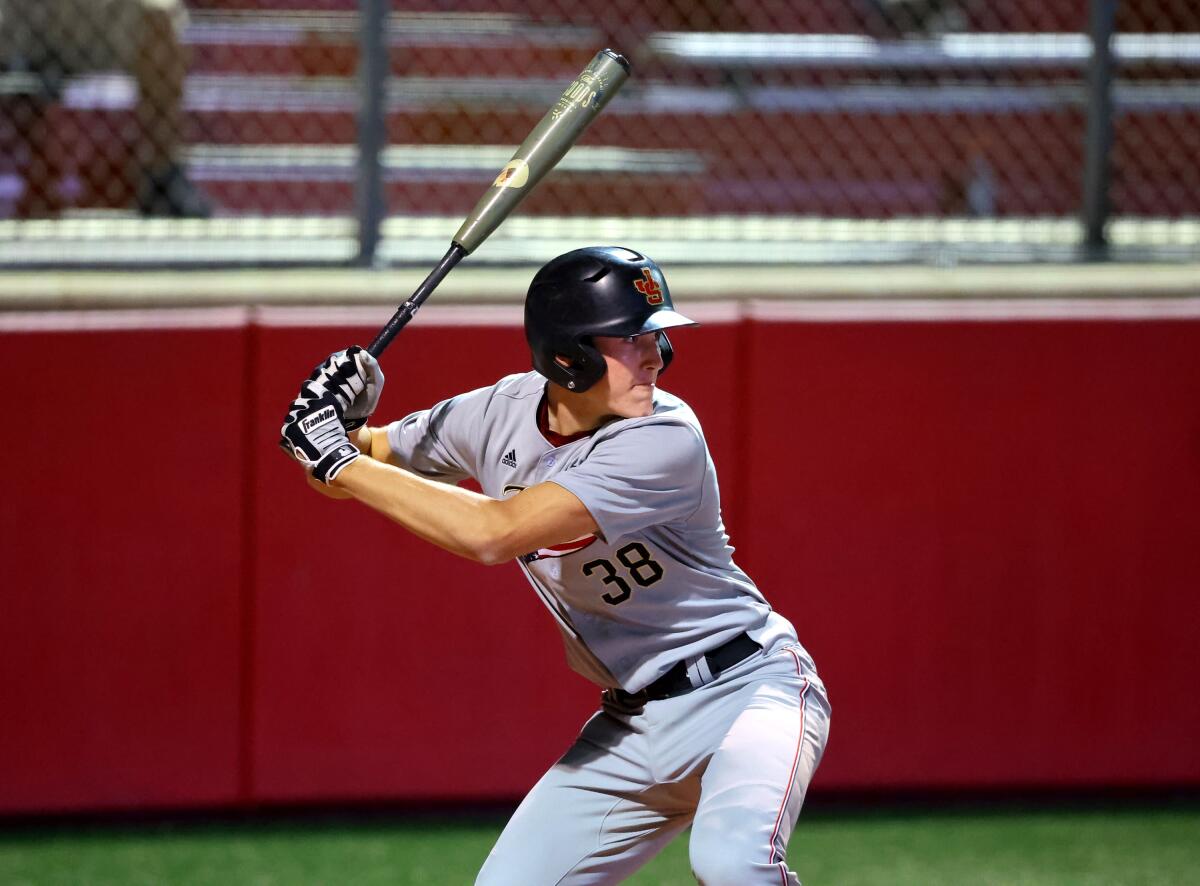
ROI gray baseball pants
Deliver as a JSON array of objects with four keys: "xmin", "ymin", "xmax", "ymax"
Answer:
[{"xmin": 476, "ymin": 641, "xmax": 831, "ymax": 885}]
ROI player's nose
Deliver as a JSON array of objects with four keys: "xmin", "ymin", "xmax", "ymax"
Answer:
[{"xmin": 641, "ymin": 333, "xmax": 664, "ymax": 370}]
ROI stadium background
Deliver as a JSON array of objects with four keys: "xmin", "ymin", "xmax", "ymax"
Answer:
[{"xmin": 2, "ymin": 0, "xmax": 1199, "ymax": 882}]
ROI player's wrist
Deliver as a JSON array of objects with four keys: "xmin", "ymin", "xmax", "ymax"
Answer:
[
  {"xmin": 313, "ymin": 441, "xmax": 360, "ymax": 485},
  {"xmin": 350, "ymin": 424, "xmax": 373, "ymax": 455}
]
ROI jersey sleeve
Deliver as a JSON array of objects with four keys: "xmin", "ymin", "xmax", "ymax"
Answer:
[
  {"xmin": 549, "ymin": 421, "xmax": 707, "ymax": 543},
  {"xmin": 383, "ymin": 390, "xmax": 482, "ymax": 484}
]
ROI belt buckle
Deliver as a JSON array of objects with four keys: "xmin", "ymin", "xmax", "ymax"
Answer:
[
  {"xmin": 683, "ymin": 651, "xmax": 717, "ymax": 690},
  {"xmin": 634, "ymin": 633, "xmax": 757, "ymax": 702}
]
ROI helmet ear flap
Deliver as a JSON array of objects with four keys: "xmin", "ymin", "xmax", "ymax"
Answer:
[
  {"xmin": 563, "ymin": 338, "xmax": 606, "ymax": 391},
  {"xmin": 540, "ymin": 338, "xmax": 607, "ymax": 392},
  {"xmin": 657, "ymin": 331, "xmax": 675, "ymax": 374}
]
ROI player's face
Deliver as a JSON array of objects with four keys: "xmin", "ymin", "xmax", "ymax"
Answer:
[{"xmin": 593, "ymin": 332, "xmax": 664, "ymax": 418}]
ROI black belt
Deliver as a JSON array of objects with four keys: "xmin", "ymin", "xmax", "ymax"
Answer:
[{"xmin": 621, "ymin": 632, "xmax": 762, "ymax": 703}]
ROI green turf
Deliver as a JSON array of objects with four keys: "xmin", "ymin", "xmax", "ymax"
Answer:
[{"xmin": 1, "ymin": 806, "xmax": 1197, "ymax": 885}]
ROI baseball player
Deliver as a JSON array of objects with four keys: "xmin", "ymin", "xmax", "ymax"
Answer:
[{"xmin": 280, "ymin": 246, "xmax": 831, "ymax": 885}]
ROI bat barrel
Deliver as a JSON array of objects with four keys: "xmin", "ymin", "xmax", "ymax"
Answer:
[
  {"xmin": 452, "ymin": 49, "xmax": 632, "ymax": 255},
  {"xmin": 364, "ymin": 49, "xmax": 631, "ymax": 359}
]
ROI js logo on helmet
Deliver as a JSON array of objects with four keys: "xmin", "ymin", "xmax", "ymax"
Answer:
[{"xmin": 634, "ymin": 269, "xmax": 664, "ymax": 305}]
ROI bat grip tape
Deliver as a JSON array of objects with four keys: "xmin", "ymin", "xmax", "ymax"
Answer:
[{"xmin": 367, "ymin": 242, "xmax": 467, "ymax": 357}]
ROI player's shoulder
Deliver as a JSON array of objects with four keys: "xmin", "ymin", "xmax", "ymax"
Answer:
[
  {"xmin": 447, "ymin": 370, "xmax": 542, "ymax": 411},
  {"xmin": 489, "ymin": 370, "xmax": 545, "ymax": 401},
  {"xmin": 650, "ymin": 386, "xmax": 699, "ymax": 425},
  {"xmin": 593, "ymin": 388, "xmax": 707, "ymax": 457},
  {"xmin": 621, "ymin": 387, "xmax": 703, "ymax": 436}
]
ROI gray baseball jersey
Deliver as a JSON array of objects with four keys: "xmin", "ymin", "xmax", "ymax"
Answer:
[{"xmin": 385, "ymin": 370, "xmax": 797, "ymax": 693}]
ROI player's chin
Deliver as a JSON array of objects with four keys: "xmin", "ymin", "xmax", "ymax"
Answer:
[{"xmin": 622, "ymin": 385, "xmax": 656, "ymax": 417}]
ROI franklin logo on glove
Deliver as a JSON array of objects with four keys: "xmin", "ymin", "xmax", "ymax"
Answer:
[
  {"xmin": 279, "ymin": 386, "xmax": 364, "ymax": 485},
  {"xmin": 302, "ymin": 406, "xmax": 337, "ymax": 433}
]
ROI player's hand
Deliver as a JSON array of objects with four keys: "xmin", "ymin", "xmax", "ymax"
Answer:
[
  {"xmin": 299, "ymin": 345, "xmax": 385, "ymax": 432},
  {"xmin": 279, "ymin": 394, "xmax": 360, "ymax": 484}
]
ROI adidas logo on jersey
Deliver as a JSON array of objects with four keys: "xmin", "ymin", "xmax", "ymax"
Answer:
[{"xmin": 501, "ymin": 448, "xmax": 518, "ymax": 468}]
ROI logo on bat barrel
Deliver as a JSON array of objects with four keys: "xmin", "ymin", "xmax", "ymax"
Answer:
[{"xmin": 493, "ymin": 160, "xmax": 529, "ymax": 189}]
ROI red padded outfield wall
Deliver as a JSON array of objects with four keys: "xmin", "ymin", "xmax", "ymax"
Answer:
[
  {"xmin": 0, "ymin": 315, "xmax": 248, "ymax": 813},
  {"xmin": 1, "ymin": 300, "xmax": 1198, "ymax": 813}
]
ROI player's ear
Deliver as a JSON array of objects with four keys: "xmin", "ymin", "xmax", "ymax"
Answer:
[{"xmin": 553, "ymin": 353, "xmax": 574, "ymax": 369}]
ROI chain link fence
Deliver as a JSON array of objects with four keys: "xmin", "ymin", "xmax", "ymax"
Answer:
[{"xmin": 1, "ymin": 0, "xmax": 1197, "ymax": 267}]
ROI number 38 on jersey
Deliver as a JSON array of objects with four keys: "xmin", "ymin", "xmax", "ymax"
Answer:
[{"xmin": 582, "ymin": 542, "xmax": 664, "ymax": 605}]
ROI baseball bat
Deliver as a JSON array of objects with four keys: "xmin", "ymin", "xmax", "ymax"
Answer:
[{"xmin": 366, "ymin": 49, "xmax": 631, "ymax": 358}]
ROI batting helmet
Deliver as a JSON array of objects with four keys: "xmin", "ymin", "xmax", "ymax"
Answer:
[{"xmin": 525, "ymin": 246, "xmax": 697, "ymax": 392}]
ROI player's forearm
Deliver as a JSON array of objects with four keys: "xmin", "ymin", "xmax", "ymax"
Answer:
[{"xmin": 330, "ymin": 455, "xmax": 517, "ymax": 564}]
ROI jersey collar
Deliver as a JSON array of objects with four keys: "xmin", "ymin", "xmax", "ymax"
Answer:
[{"xmin": 537, "ymin": 389, "xmax": 599, "ymax": 448}]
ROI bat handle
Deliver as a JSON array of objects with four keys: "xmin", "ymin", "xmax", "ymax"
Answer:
[{"xmin": 367, "ymin": 243, "xmax": 468, "ymax": 357}]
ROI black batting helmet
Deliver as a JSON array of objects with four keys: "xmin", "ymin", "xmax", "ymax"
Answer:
[{"xmin": 525, "ymin": 246, "xmax": 697, "ymax": 392}]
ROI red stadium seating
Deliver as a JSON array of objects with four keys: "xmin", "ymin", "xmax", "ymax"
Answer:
[{"xmin": 4, "ymin": 3, "xmax": 1197, "ymax": 220}]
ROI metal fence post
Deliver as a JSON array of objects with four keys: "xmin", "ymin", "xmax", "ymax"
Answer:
[
  {"xmin": 1081, "ymin": 0, "xmax": 1117, "ymax": 261},
  {"xmin": 355, "ymin": 0, "xmax": 388, "ymax": 267}
]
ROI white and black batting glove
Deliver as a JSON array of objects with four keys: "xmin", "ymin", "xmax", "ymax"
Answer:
[
  {"xmin": 299, "ymin": 345, "xmax": 385, "ymax": 432},
  {"xmin": 280, "ymin": 394, "xmax": 361, "ymax": 484}
]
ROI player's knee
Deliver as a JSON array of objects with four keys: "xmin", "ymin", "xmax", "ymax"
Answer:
[
  {"xmin": 688, "ymin": 830, "xmax": 761, "ymax": 886},
  {"xmin": 473, "ymin": 856, "xmax": 512, "ymax": 886}
]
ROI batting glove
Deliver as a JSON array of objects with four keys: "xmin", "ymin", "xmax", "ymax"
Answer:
[
  {"xmin": 280, "ymin": 394, "xmax": 361, "ymax": 484},
  {"xmin": 298, "ymin": 346, "xmax": 385, "ymax": 432}
]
